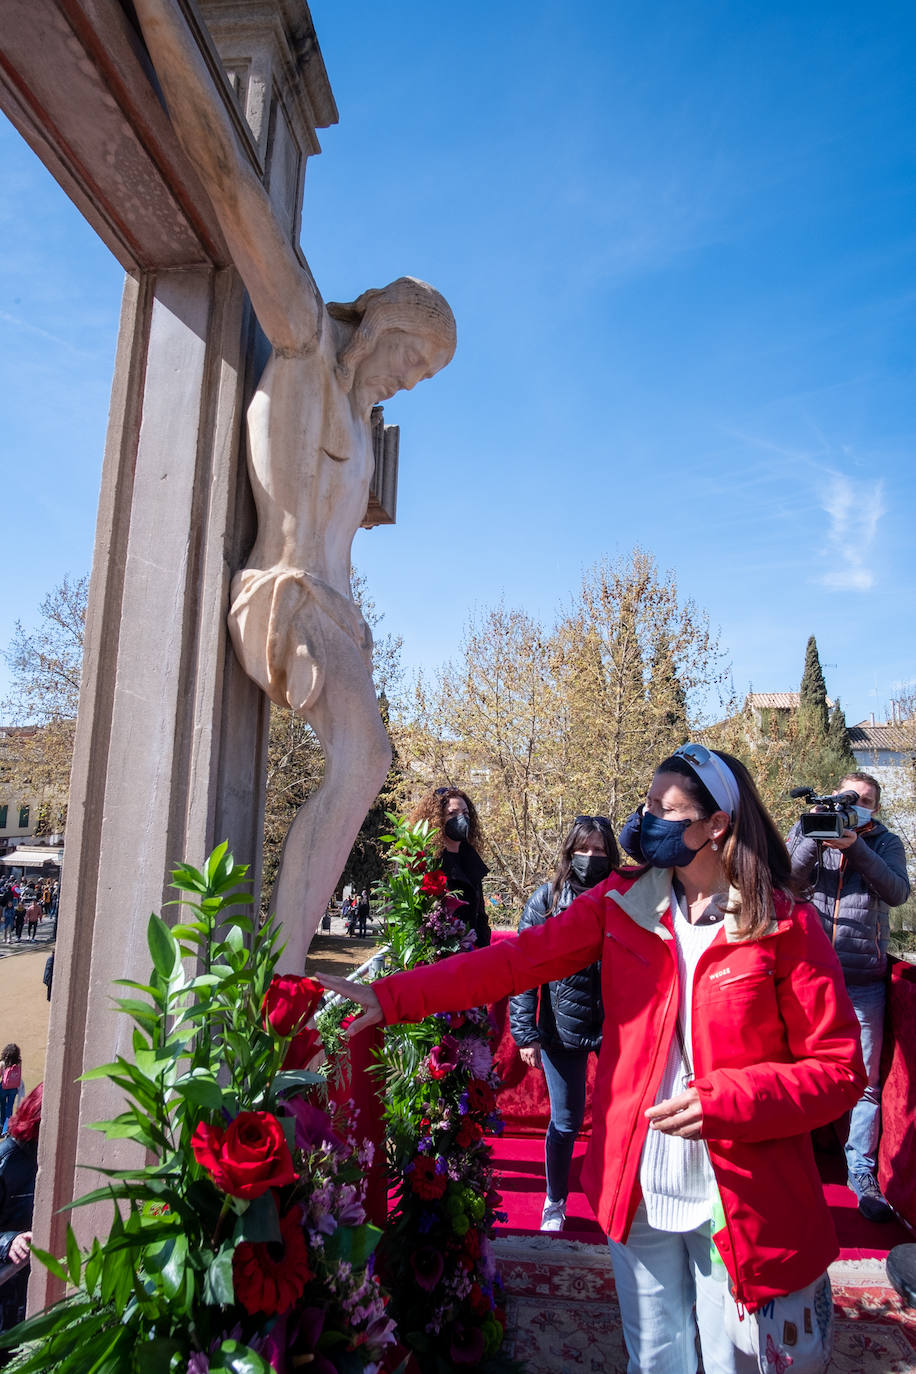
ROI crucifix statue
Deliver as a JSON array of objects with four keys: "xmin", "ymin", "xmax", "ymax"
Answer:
[{"xmin": 132, "ymin": 0, "xmax": 456, "ymax": 971}]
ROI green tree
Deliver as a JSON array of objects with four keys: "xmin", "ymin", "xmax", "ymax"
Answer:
[
  {"xmin": 1, "ymin": 573, "xmax": 88, "ymax": 830},
  {"xmin": 798, "ymin": 635, "xmax": 829, "ymax": 740}
]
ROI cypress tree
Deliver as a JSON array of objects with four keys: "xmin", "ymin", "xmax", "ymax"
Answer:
[{"xmin": 798, "ymin": 635, "xmax": 829, "ymax": 738}]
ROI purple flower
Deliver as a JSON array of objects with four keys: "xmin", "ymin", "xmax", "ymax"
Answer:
[
  {"xmin": 186, "ymin": 1357, "xmax": 209, "ymax": 1374},
  {"xmin": 283, "ymin": 1098, "xmax": 347, "ymax": 1155},
  {"xmin": 434, "ymin": 1154, "xmax": 449, "ymax": 1175},
  {"xmin": 418, "ymin": 1209, "xmax": 437, "ymax": 1234}
]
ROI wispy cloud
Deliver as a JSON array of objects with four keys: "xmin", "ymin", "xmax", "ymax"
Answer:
[
  {"xmin": 817, "ymin": 474, "xmax": 885, "ymax": 591},
  {"xmin": 0, "ymin": 310, "xmax": 92, "ymax": 357}
]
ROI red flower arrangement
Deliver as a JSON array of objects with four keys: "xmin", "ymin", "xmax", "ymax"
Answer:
[
  {"xmin": 233, "ymin": 1203, "xmax": 314, "ymax": 1315},
  {"xmin": 262, "ymin": 974, "xmax": 324, "ymax": 1037},
  {"xmin": 191, "ymin": 1111, "xmax": 297, "ymax": 1200}
]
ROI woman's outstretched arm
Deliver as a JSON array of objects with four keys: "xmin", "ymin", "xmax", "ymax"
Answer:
[{"xmin": 132, "ymin": 0, "xmax": 323, "ymax": 353}]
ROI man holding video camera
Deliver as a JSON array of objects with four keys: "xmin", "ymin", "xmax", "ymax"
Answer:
[{"xmin": 787, "ymin": 771, "xmax": 910, "ymax": 1222}]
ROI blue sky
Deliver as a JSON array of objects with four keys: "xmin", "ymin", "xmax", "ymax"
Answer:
[{"xmin": 1, "ymin": 0, "xmax": 914, "ymax": 726}]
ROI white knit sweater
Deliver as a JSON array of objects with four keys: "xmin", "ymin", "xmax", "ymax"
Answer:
[{"xmin": 639, "ymin": 890, "xmax": 721, "ymax": 1232}]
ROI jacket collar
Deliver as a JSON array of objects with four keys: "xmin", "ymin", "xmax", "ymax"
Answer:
[{"xmin": 606, "ymin": 866, "xmax": 779, "ymax": 942}]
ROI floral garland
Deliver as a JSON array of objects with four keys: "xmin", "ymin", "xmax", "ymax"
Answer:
[
  {"xmin": 364, "ymin": 817, "xmax": 521, "ymax": 1373},
  {"xmin": 2, "ymin": 847, "xmax": 396, "ymax": 1374}
]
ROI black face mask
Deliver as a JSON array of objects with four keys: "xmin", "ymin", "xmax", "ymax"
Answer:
[
  {"xmin": 569, "ymin": 853, "xmax": 611, "ymax": 888},
  {"xmin": 444, "ymin": 812, "xmax": 470, "ymax": 842}
]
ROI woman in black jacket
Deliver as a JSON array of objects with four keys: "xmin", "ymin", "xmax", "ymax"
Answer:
[
  {"xmin": 509, "ymin": 816, "xmax": 618, "ymax": 1231},
  {"xmin": 408, "ymin": 787, "xmax": 491, "ymax": 949}
]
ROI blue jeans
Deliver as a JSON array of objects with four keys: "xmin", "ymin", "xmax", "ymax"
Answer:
[
  {"xmin": 845, "ymin": 980, "xmax": 886, "ymax": 1176},
  {"xmin": 608, "ymin": 1202, "xmax": 757, "ymax": 1374},
  {"xmin": 540, "ymin": 1043, "xmax": 591, "ymax": 1202},
  {"xmin": 0, "ymin": 1088, "xmax": 17, "ymax": 1132}
]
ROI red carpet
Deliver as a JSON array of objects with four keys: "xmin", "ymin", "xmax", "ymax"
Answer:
[{"xmin": 488, "ymin": 1130, "xmax": 914, "ymax": 1259}]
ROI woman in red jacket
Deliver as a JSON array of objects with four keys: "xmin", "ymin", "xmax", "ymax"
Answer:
[{"xmin": 323, "ymin": 747, "xmax": 865, "ymax": 1374}]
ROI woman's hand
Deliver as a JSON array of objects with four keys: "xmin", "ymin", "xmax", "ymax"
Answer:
[
  {"xmin": 645, "ymin": 1087, "xmax": 703, "ymax": 1139},
  {"xmin": 8, "ymin": 1232, "xmax": 31, "ymax": 1266},
  {"xmin": 519, "ymin": 1045, "xmax": 542, "ymax": 1070},
  {"xmin": 318, "ymin": 974, "xmax": 383, "ymax": 1036}
]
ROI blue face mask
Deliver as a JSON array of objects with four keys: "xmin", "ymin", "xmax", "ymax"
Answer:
[
  {"xmin": 852, "ymin": 806, "xmax": 873, "ymax": 829},
  {"xmin": 639, "ymin": 812, "xmax": 706, "ymax": 869}
]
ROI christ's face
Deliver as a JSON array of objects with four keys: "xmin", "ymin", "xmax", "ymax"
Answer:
[{"xmin": 354, "ymin": 329, "xmax": 448, "ymax": 405}]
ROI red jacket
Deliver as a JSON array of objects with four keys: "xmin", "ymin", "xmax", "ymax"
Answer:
[{"xmin": 375, "ymin": 865, "xmax": 866, "ymax": 1309}]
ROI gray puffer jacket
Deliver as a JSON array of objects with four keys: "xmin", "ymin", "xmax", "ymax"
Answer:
[
  {"xmin": 787, "ymin": 818, "xmax": 910, "ymax": 983},
  {"xmin": 508, "ymin": 881, "xmax": 603, "ymax": 1051}
]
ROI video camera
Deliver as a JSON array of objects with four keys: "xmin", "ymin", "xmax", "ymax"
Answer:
[{"xmin": 790, "ymin": 786, "xmax": 860, "ymax": 840}]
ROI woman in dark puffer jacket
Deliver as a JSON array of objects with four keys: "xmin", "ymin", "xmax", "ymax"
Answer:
[{"xmin": 509, "ymin": 815, "xmax": 619, "ymax": 1231}]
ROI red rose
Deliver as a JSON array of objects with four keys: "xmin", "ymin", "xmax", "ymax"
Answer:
[
  {"xmin": 463, "ymin": 1228, "xmax": 481, "ymax": 1261},
  {"xmin": 283, "ymin": 1026, "xmax": 323, "ymax": 1071},
  {"xmin": 262, "ymin": 975, "xmax": 324, "ymax": 1038},
  {"xmin": 233, "ymin": 1204, "xmax": 313, "ymax": 1314},
  {"xmin": 409, "ymin": 1155, "xmax": 447, "ymax": 1200},
  {"xmin": 191, "ymin": 1111, "xmax": 297, "ymax": 1199},
  {"xmin": 420, "ymin": 871, "xmax": 448, "ymax": 897}
]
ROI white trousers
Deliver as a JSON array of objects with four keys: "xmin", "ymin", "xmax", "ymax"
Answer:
[{"xmin": 607, "ymin": 1203, "xmax": 758, "ymax": 1374}]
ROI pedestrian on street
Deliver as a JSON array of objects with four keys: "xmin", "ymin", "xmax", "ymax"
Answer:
[{"xmin": 25, "ymin": 899, "xmax": 41, "ymax": 943}]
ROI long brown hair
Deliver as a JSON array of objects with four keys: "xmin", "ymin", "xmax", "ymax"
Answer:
[
  {"xmin": 657, "ymin": 750, "xmax": 801, "ymax": 939},
  {"xmin": 407, "ymin": 787, "xmax": 482, "ymax": 855}
]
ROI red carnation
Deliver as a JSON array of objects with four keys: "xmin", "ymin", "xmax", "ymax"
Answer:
[
  {"xmin": 465, "ymin": 1080, "xmax": 496, "ymax": 1115},
  {"xmin": 420, "ymin": 870, "xmax": 448, "ymax": 897},
  {"xmin": 455, "ymin": 1117, "xmax": 483, "ymax": 1148},
  {"xmin": 262, "ymin": 975, "xmax": 324, "ymax": 1038},
  {"xmin": 191, "ymin": 1111, "xmax": 297, "ymax": 1199},
  {"xmin": 233, "ymin": 1204, "xmax": 313, "ymax": 1315},
  {"xmin": 409, "ymin": 1155, "xmax": 447, "ymax": 1200},
  {"xmin": 463, "ymin": 1227, "xmax": 481, "ymax": 1260}
]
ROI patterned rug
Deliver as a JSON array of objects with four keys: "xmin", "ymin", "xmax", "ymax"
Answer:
[{"xmin": 494, "ymin": 1238, "xmax": 916, "ymax": 1373}]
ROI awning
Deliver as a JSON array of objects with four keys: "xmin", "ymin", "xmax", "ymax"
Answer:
[{"xmin": 0, "ymin": 847, "xmax": 63, "ymax": 869}]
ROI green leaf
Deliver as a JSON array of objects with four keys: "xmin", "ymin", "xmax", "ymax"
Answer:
[
  {"xmin": 26, "ymin": 1242, "xmax": 68, "ymax": 1283},
  {"xmin": 233, "ymin": 1190, "xmax": 281, "ymax": 1245},
  {"xmin": 271, "ymin": 1069, "xmax": 324, "ymax": 1093},
  {"xmin": 133, "ymin": 1337, "xmax": 184, "ymax": 1374},
  {"xmin": 323, "ymin": 1220, "xmax": 382, "ymax": 1268},
  {"xmin": 202, "ymin": 1245, "xmax": 235, "ymax": 1305},
  {"xmin": 65, "ymin": 1223, "xmax": 82, "ymax": 1286},
  {"xmin": 147, "ymin": 913, "xmax": 178, "ymax": 979},
  {"xmin": 211, "ymin": 1340, "xmax": 272, "ymax": 1374},
  {"xmin": 173, "ymin": 1072, "xmax": 224, "ymax": 1109}
]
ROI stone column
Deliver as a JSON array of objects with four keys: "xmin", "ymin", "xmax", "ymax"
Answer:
[{"xmin": 0, "ymin": 0, "xmax": 338, "ymax": 1307}]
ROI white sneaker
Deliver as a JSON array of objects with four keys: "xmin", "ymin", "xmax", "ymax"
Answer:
[{"xmin": 540, "ymin": 1196, "xmax": 567, "ymax": 1232}]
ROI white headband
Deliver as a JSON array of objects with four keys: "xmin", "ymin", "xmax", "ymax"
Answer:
[{"xmin": 674, "ymin": 744, "xmax": 741, "ymax": 820}]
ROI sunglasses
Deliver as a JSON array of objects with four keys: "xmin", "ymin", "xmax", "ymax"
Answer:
[
  {"xmin": 674, "ymin": 744, "xmax": 713, "ymax": 768},
  {"xmin": 574, "ymin": 814, "xmax": 612, "ymax": 829}
]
